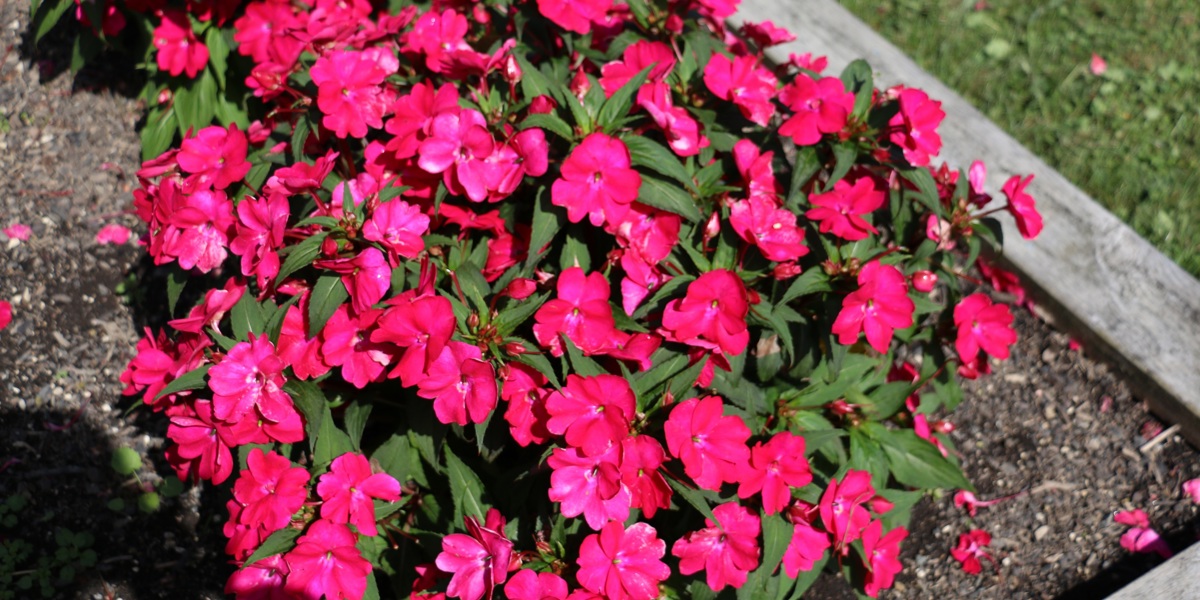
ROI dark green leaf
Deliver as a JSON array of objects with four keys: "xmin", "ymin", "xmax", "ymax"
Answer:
[
  {"xmin": 285, "ymin": 379, "xmax": 326, "ymax": 454},
  {"xmin": 521, "ymin": 113, "xmax": 574, "ymax": 141},
  {"xmin": 243, "ymin": 527, "xmax": 300, "ymax": 567},
  {"xmin": 142, "ymin": 107, "xmax": 179, "ymax": 162},
  {"xmin": 291, "ymin": 116, "xmax": 312, "ymax": 164},
  {"xmin": 623, "ymin": 135, "xmax": 699, "ymax": 194},
  {"xmin": 839, "ymin": 59, "xmax": 874, "ymax": 119},
  {"xmin": 205, "ymin": 27, "xmax": 230, "ymax": 86},
  {"xmin": 637, "ymin": 175, "xmax": 701, "ymax": 222},
  {"xmin": 826, "ymin": 143, "xmax": 859, "ymax": 190},
  {"xmin": 314, "ymin": 405, "xmax": 353, "ymax": 466},
  {"xmin": 444, "ymin": 445, "xmax": 488, "ymax": 525},
  {"xmin": 563, "ymin": 338, "xmax": 606, "ymax": 377},
  {"xmin": 899, "ymin": 168, "xmax": 944, "ymax": 217},
  {"xmin": 110, "ymin": 447, "xmax": 142, "ymax": 476},
  {"xmin": 739, "ymin": 513, "xmax": 795, "ymax": 600},
  {"xmin": 786, "ymin": 554, "xmax": 829, "ymax": 600},
  {"xmin": 780, "ymin": 269, "xmax": 831, "ymax": 304},
  {"xmin": 560, "ymin": 225, "xmax": 591, "ymax": 272},
  {"xmin": 32, "ymin": 0, "xmax": 73, "ymax": 43},
  {"xmin": 374, "ymin": 433, "xmax": 428, "ymax": 487},
  {"xmin": 174, "ymin": 69, "xmax": 219, "ymax": 137},
  {"xmin": 229, "ymin": 292, "xmax": 265, "ymax": 341},
  {"xmin": 68, "ymin": 25, "xmax": 102, "ymax": 72},
  {"xmin": 494, "ymin": 291, "xmax": 550, "ymax": 337},
  {"xmin": 526, "ymin": 186, "xmax": 563, "ymax": 269},
  {"xmin": 665, "ymin": 477, "xmax": 718, "ymax": 524},
  {"xmin": 308, "ymin": 273, "xmax": 348, "ymax": 336},
  {"xmin": 166, "ymin": 263, "xmax": 187, "ymax": 316},
  {"xmin": 785, "ymin": 147, "xmax": 821, "ymax": 211},
  {"xmin": 860, "ymin": 381, "xmax": 917, "ymax": 421},
  {"xmin": 629, "ymin": 351, "xmax": 689, "ymax": 398},
  {"xmin": 513, "ymin": 338, "xmax": 562, "ymax": 389},
  {"xmin": 872, "ymin": 425, "xmax": 972, "ymax": 490},
  {"xmin": 155, "ymin": 365, "xmax": 211, "ymax": 401},
  {"xmin": 344, "ymin": 403, "xmax": 372, "ymax": 451},
  {"xmin": 276, "ymin": 232, "xmax": 329, "ymax": 285}
]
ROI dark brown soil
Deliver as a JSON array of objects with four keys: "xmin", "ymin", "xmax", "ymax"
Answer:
[{"xmin": 1, "ymin": 6, "xmax": 1197, "ymax": 600}]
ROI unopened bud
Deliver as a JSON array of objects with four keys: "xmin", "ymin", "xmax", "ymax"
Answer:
[
  {"xmin": 503, "ymin": 341, "xmax": 527, "ymax": 357},
  {"xmin": 504, "ymin": 278, "xmax": 538, "ymax": 300},
  {"xmin": 933, "ymin": 419, "xmax": 955, "ymax": 434},
  {"xmin": 703, "ymin": 211, "xmax": 721, "ymax": 242},
  {"xmin": 503, "ymin": 54, "xmax": 522, "ymax": 85},
  {"xmin": 467, "ymin": 313, "xmax": 480, "ymax": 329},
  {"xmin": 772, "ymin": 262, "xmax": 803, "ymax": 280},
  {"xmin": 911, "ymin": 270, "xmax": 938, "ymax": 293},
  {"xmin": 869, "ymin": 495, "xmax": 895, "ymax": 515},
  {"xmin": 157, "ymin": 88, "xmax": 172, "ymax": 105},
  {"xmin": 665, "ymin": 14, "xmax": 684, "ymax": 33},
  {"xmin": 321, "ymin": 236, "xmax": 339, "ymax": 257},
  {"xmin": 529, "ymin": 95, "xmax": 557, "ymax": 115},
  {"xmin": 569, "ymin": 69, "xmax": 590, "ymax": 101},
  {"xmin": 472, "ymin": 3, "xmax": 490, "ymax": 24}
]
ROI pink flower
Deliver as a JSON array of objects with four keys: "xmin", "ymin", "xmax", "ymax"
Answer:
[
  {"xmin": 729, "ymin": 195, "xmax": 808, "ymax": 262},
  {"xmin": 500, "ymin": 362, "xmax": 552, "ymax": 447},
  {"xmin": 1115, "ymin": 510, "xmax": 1173, "ymax": 558},
  {"xmin": 950, "ymin": 529, "xmax": 993, "ymax": 575},
  {"xmin": 620, "ymin": 436, "xmax": 672, "ymax": 518},
  {"xmin": 741, "ymin": 20, "xmax": 796, "ymax": 48},
  {"xmin": 661, "ymin": 270, "xmax": 751, "ymax": 358},
  {"xmin": 315, "ymin": 247, "xmax": 391, "ymax": 313},
  {"xmin": 504, "ymin": 569, "xmax": 568, "ymax": 600},
  {"xmin": 806, "ymin": 177, "xmax": 886, "ymax": 241},
  {"xmin": 231, "ymin": 449, "xmax": 309, "ymax": 534},
  {"xmin": 2, "ymin": 223, "xmax": 30, "ymax": 241},
  {"xmin": 732, "ymin": 140, "xmax": 782, "ymax": 203},
  {"xmin": 547, "ymin": 444, "xmax": 630, "ymax": 530},
  {"xmin": 317, "ymin": 452, "xmax": 402, "ymax": 536},
  {"xmin": 819, "ymin": 470, "xmax": 874, "ymax": 551},
  {"xmin": 536, "ymin": 0, "xmax": 612, "ymax": 34},
  {"xmin": 552, "ymin": 133, "xmax": 641, "ymax": 227},
  {"xmin": 703, "ymin": 53, "xmax": 777, "ymax": 126},
  {"xmin": 386, "ymin": 82, "xmax": 460, "ymax": 159},
  {"xmin": 575, "ymin": 521, "xmax": 670, "ymax": 600},
  {"xmin": 310, "ymin": 48, "xmax": 399, "ymax": 139},
  {"xmin": 672, "ymin": 502, "xmax": 761, "ymax": 591},
  {"xmin": 153, "ymin": 10, "xmax": 209, "ymax": 78},
  {"xmin": 163, "ymin": 189, "xmax": 235, "ymax": 273},
  {"xmin": 177, "ymin": 124, "xmax": 252, "ymax": 191},
  {"xmin": 546, "ymin": 374, "xmax": 636, "ymax": 456},
  {"xmin": 416, "ymin": 107, "xmax": 496, "ymax": 202},
  {"xmin": 0, "ymin": 301, "xmax": 10, "ymax": 331},
  {"xmin": 363, "ymin": 198, "xmax": 429, "ymax": 261},
  {"xmin": 416, "ymin": 341, "xmax": 498, "ymax": 426},
  {"xmin": 1002, "ymin": 173, "xmax": 1042, "ymax": 240},
  {"xmin": 533, "ymin": 267, "xmax": 619, "ymax": 357},
  {"xmin": 861, "ymin": 520, "xmax": 907, "ymax": 597},
  {"xmin": 778, "ymin": 74, "xmax": 854, "ymax": 145},
  {"xmin": 225, "ymin": 554, "xmax": 289, "ymax": 600},
  {"xmin": 664, "ymin": 396, "xmax": 751, "ymax": 491},
  {"xmin": 95, "ymin": 224, "xmax": 132, "ymax": 245},
  {"xmin": 831, "ymin": 261, "xmax": 914, "ymax": 353},
  {"xmin": 321, "ymin": 306, "xmax": 395, "ymax": 389},
  {"xmin": 738, "ymin": 432, "xmax": 812, "ymax": 515},
  {"xmin": 639, "ymin": 83, "xmax": 705, "ymax": 158},
  {"xmin": 436, "ymin": 509, "xmax": 514, "ymax": 600},
  {"xmin": 953, "ymin": 293, "xmax": 1017, "ymax": 365},
  {"xmin": 284, "ymin": 520, "xmax": 372, "ymax": 600},
  {"xmin": 165, "ymin": 400, "xmax": 235, "ymax": 484},
  {"xmin": 230, "ymin": 195, "xmax": 288, "ymax": 287},
  {"xmin": 372, "ymin": 290, "xmax": 457, "ymax": 387},
  {"xmin": 782, "ymin": 520, "xmax": 830, "ymax": 578},
  {"xmin": 405, "ymin": 9, "xmax": 471, "ymax": 73},
  {"xmin": 208, "ymin": 334, "xmax": 294, "ymax": 424},
  {"xmin": 1090, "ymin": 53, "xmax": 1108, "ymax": 76},
  {"xmin": 1183, "ymin": 479, "xmax": 1200, "ymax": 504},
  {"xmin": 600, "ymin": 41, "xmax": 676, "ymax": 97},
  {"xmin": 888, "ymin": 88, "xmax": 945, "ymax": 167}
]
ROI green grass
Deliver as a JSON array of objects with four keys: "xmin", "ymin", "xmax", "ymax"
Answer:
[{"xmin": 839, "ymin": 0, "xmax": 1200, "ymax": 276}]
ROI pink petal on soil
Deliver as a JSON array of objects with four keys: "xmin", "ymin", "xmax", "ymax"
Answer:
[
  {"xmin": 1183, "ymin": 479, "xmax": 1200, "ymax": 504},
  {"xmin": 3, "ymin": 223, "xmax": 31, "ymax": 241},
  {"xmin": 96, "ymin": 224, "xmax": 132, "ymax": 245},
  {"xmin": 1090, "ymin": 54, "xmax": 1107, "ymax": 76}
]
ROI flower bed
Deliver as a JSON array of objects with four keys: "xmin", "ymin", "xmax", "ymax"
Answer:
[{"xmin": 16, "ymin": 0, "xmax": 1060, "ymax": 598}]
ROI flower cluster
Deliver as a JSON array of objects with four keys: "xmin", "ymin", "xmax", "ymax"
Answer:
[{"xmin": 92, "ymin": 0, "xmax": 1044, "ymax": 596}]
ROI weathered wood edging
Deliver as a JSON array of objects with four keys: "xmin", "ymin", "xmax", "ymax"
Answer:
[{"xmin": 731, "ymin": 0, "xmax": 1200, "ymax": 596}]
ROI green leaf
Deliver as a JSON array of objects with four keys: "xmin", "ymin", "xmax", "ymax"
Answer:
[
  {"xmin": 314, "ymin": 405, "xmax": 353, "ymax": 467},
  {"xmin": 166, "ymin": 263, "xmax": 187, "ymax": 316},
  {"xmin": 787, "ymin": 554, "xmax": 829, "ymax": 600},
  {"xmin": 563, "ymin": 338, "xmax": 606, "ymax": 377},
  {"xmin": 637, "ymin": 175, "xmax": 701, "ymax": 222},
  {"xmin": 68, "ymin": 25, "xmax": 102, "ymax": 72},
  {"xmin": 174, "ymin": 69, "xmax": 219, "ymax": 137},
  {"xmin": 780, "ymin": 268, "xmax": 830, "ymax": 305},
  {"xmin": 860, "ymin": 381, "xmax": 917, "ymax": 420},
  {"xmin": 515, "ymin": 54, "xmax": 553, "ymax": 100},
  {"xmin": 291, "ymin": 115, "xmax": 312, "ymax": 164},
  {"xmin": 285, "ymin": 379, "xmax": 326, "ymax": 454},
  {"xmin": 739, "ymin": 512, "xmax": 795, "ymax": 600},
  {"xmin": 276, "ymin": 232, "xmax": 329, "ymax": 285},
  {"xmin": 454, "ymin": 261, "xmax": 491, "ymax": 316},
  {"xmin": 785, "ymin": 147, "xmax": 821, "ymax": 211},
  {"xmin": 308, "ymin": 273, "xmax": 348, "ymax": 335},
  {"xmin": 32, "ymin": 0, "xmax": 73, "ymax": 43},
  {"xmin": 444, "ymin": 445, "xmax": 488, "ymax": 525},
  {"xmin": 526, "ymin": 186, "xmax": 563, "ymax": 269},
  {"xmin": 623, "ymin": 134, "xmax": 699, "ymax": 195},
  {"xmin": 629, "ymin": 351, "xmax": 689, "ymax": 398},
  {"xmin": 839, "ymin": 59, "xmax": 874, "ymax": 119},
  {"xmin": 229, "ymin": 292, "xmax": 265, "ymax": 341},
  {"xmin": 494, "ymin": 291, "xmax": 550, "ymax": 337},
  {"xmin": 665, "ymin": 477, "xmax": 718, "ymax": 524},
  {"xmin": 243, "ymin": 527, "xmax": 300, "ymax": 567},
  {"xmin": 110, "ymin": 447, "xmax": 142, "ymax": 476},
  {"xmin": 155, "ymin": 364, "xmax": 211, "ymax": 401},
  {"xmin": 826, "ymin": 143, "xmax": 859, "ymax": 189},
  {"xmin": 521, "ymin": 113, "xmax": 574, "ymax": 141},
  {"xmin": 374, "ymin": 433, "xmax": 428, "ymax": 487},
  {"xmin": 871, "ymin": 425, "xmax": 972, "ymax": 490},
  {"xmin": 205, "ymin": 27, "xmax": 230, "ymax": 86},
  {"xmin": 899, "ymin": 168, "xmax": 944, "ymax": 217},
  {"xmin": 142, "ymin": 107, "xmax": 179, "ymax": 162},
  {"xmin": 513, "ymin": 339, "xmax": 562, "ymax": 389},
  {"xmin": 344, "ymin": 403, "xmax": 372, "ymax": 451},
  {"xmin": 560, "ymin": 225, "xmax": 591, "ymax": 272}
]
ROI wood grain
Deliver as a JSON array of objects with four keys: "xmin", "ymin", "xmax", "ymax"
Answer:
[
  {"xmin": 1105, "ymin": 541, "xmax": 1200, "ymax": 600},
  {"xmin": 732, "ymin": 0, "xmax": 1200, "ymax": 448}
]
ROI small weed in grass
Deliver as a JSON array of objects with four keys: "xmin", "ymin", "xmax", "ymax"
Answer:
[{"xmin": 841, "ymin": 0, "xmax": 1200, "ymax": 276}]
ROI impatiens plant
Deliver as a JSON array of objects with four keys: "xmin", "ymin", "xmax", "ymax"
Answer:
[{"xmin": 35, "ymin": 0, "xmax": 1050, "ymax": 596}]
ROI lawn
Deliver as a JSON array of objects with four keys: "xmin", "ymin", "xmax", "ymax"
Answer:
[{"xmin": 840, "ymin": 0, "xmax": 1200, "ymax": 277}]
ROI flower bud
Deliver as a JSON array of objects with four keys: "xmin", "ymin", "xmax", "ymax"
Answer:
[
  {"xmin": 503, "ymin": 54, "xmax": 522, "ymax": 85},
  {"xmin": 503, "ymin": 278, "xmax": 538, "ymax": 300},
  {"xmin": 772, "ymin": 261, "xmax": 803, "ymax": 280},
  {"xmin": 911, "ymin": 270, "xmax": 938, "ymax": 293},
  {"xmin": 503, "ymin": 341, "xmax": 527, "ymax": 357},
  {"xmin": 569, "ymin": 69, "xmax": 590, "ymax": 101},
  {"xmin": 472, "ymin": 3, "xmax": 491, "ymax": 24},
  {"xmin": 869, "ymin": 495, "xmax": 895, "ymax": 515},
  {"xmin": 157, "ymin": 88, "xmax": 173, "ymax": 105},
  {"xmin": 529, "ymin": 95, "xmax": 558, "ymax": 115},
  {"xmin": 933, "ymin": 419, "xmax": 955, "ymax": 434},
  {"xmin": 665, "ymin": 14, "xmax": 684, "ymax": 33},
  {"xmin": 703, "ymin": 211, "xmax": 721, "ymax": 242},
  {"xmin": 321, "ymin": 236, "xmax": 339, "ymax": 257},
  {"xmin": 467, "ymin": 313, "xmax": 480, "ymax": 329}
]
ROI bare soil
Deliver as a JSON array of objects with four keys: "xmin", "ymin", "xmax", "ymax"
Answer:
[{"xmin": 1, "ymin": 5, "xmax": 1197, "ymax": 600}]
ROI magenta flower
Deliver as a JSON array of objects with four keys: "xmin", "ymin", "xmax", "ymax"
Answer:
[
  {"xmin": 819, "ymin": 470, "xmax": 875, "ymax": 551},
  {"xmin": 888, "ymin": 88, "xmax": 945, "ymax": 167},
  {"xmin": 2, "ymin": 223, "xmax": 30, "ymax": 241},
  {"xmin": 783, "ymin": 520, "xmax": 830, "ymax": 578},
  {"xmin": 600, "ymin": 41, "xmax": 676, "ymax": 97},
  {"xmin": 950, "ymin": 529, "xmax": 993, "ymax": 575},
  {"xmin": 321, "ymin": 306, "xmax": 395, "ymax": 389},
  {"xmin": 283, "ymin": 520, "xmax": 372, "ymax": 600},
  {"xmin": 1115, "ymin": 509, "xmax": 1173, "ymax": 558},
  {"xmin": 672, "ymin": 502, "xmax": 762, "ymax": 591},
  {"xmin": 575, "ymin": 521, "xmax": 670, "ymax": 600},
  {"xmin": 363, "ymin": 198, "xmax": 429, "ymax": 261},
  {"xmin": 500, "ymin": 362, "xmax": 552, "ymax": 447},
  {"xmin": 779, "ymin": 74, "xmax": 855, "ymax": 145},
  {"xmin": 620, "ymin": 435, "xmax": 672, "ymax": 518},
  {"xmin": 164, "ymin": 189, "xmax": 235, "ymax": 273},
  {"xmin": 417, "ymin": 108, "xmax": 496, "ymax": 202},
  {"xmin": 225, "ymin": 554, "xmax": 289, "ymax": 600},
  {"xmin": 536, "ymin": 0, "xmax": 612, "ymax": 34},
  {"xmin": 372, "ymin": 291, "xmax": 457, "ymax": 387},
  {"xmin": 436, "ymin": 509, "xmax": 514, "ymax": 600},
  {"xmin": 664, "ymin": 396, "xmax": 751, "ymax": 491},
  {"xmin": 153, "ymin": 10, "xmax": 209, "ymax": 78},
  {"xmin": 165, "ymin": 400, "xmax": 235, "ymax": 484},
  {"xmin": 385, "ymin": 82, "xmax": 460, "ymax": 159},
  {"xmin": 232, "ymin": 449, "xmax": 310, "ymax": 534},
  {"xmin": 639, "ymin": 83, "xmax": 704, "ymax": 157},
  {"xmin": 0, "ymin": 300, "xmax": 10, "ymax": 331},
  {"xmin": 953, "ymin": 293, "xmax": 1017, "ymax": 365},
  {"xmin": 552, "ymin": 133, "xmax": 642, "ymax": 227},
  {"xmin": 661, "ymin": 270, "xmax": 751, "ymax": 358},
  {"xmin": 95, "ymin": 223, "xmax": 132, "ymax": 245},
  {"xmin": 168, "ymin": 278, "xmax": 244, "ymax": 335},
  {"xmin": 533, "ymin": 267, "xmax": 619, "ymax": 357},
  {"xmin": 415, "ymin": 341, "xmax": 498, "ymax": 426},
  {"xmin": 177, "ymin": 124, "xmax": 251, "ymax": 191},
  {"xmin": 315, "ymin": 247, "xmax": 391, "ymax": 313},
  {"xmin": 208, "ymin": 334, "xmax": 293, "ymax": 425},
  {"xmin": 737, "ymin": 432, "xmax": 812, "ymax": 515},
  {"xmin": 504, "ymin": 569, "xmax": 568, "ymax": 600},
  {"xmin": 741, "ymin": 20, "xmax": 796, "ymax": 48},
  {"xmin": 310, "ymin": 48, "xmax": 399, "ymax": 139},
  {"xmin": 1183, "ymin": 479, "xmax": 1200, "ymax": 504},
  {"xmin": 806, "ymin": 177, "xmax": 885, "ymax": 241},
  {"xmin": 405, "ymin": 9, "xmax": 471, "ymax": 73},
  {"xmin": 545, "ymin": 374, "xmax": 636, "ymax": 456},
  {"xmin": 317, "ymin": 452, "xmax": 401, "ymax": 537},
  {"xmin": 703, "ymin": 53, "xmax": 778, "ymax": 126},
  {"xmin": 831, "ymin": 261, "xmax": 914, "ymax": 353},
  {"xmin": 229, "ymin": 195, "xmax": 287, "ymax": 287},
  {"xmin": 732, "ymin": 140, "xmax": 783, "ymax": 203},
  {"xmin": 1002, "ymin": 173, "xmax": 1043, "ymax": 240},
  {"xmin": 861, "ymin": 520, "xmax": 907, "ymax": 597},
  {"xmin": 548, "ymin": 443, "xmax": 630, "ymax": 530},
  {"xmin": 729, "ymin": 195, "xmax": 808, "ymax": 262}
]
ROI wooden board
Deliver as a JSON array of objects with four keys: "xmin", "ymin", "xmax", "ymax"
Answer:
[
  {"xmin": 732, "ymin": 0, "xmax": 1200, "ymax": 447},
  {"xmin": 729, "ymin": 1, "xmax": 1200, "ymax": 597}
]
